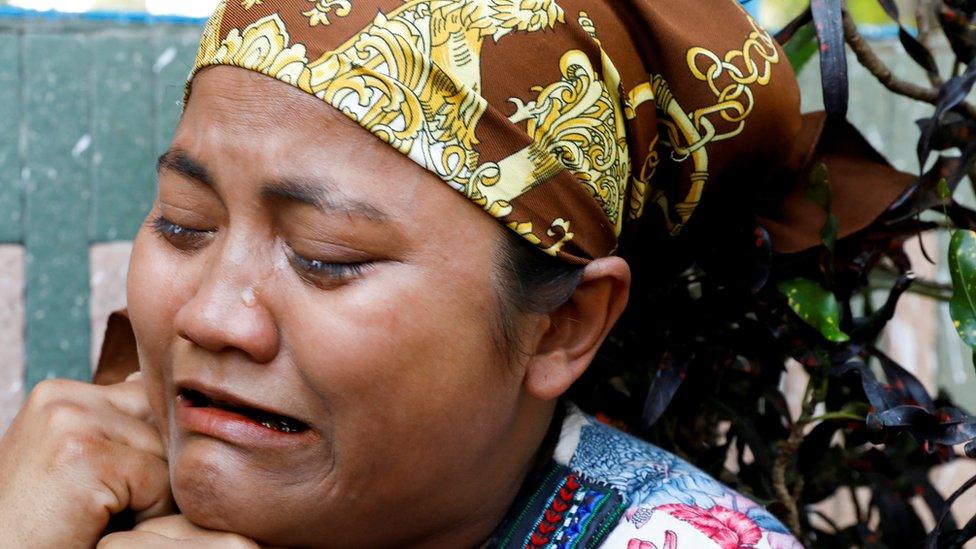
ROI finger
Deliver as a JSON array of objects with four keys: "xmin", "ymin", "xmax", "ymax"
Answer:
[
  {"xmin": 92, "ymin": 439, "xmax": 173, "ymax": 519},
  {"xmin": 98, "ymin": 531, "xmax": 172, "ymax": 549},
  {"xmin": 25, "ymin": 388, "xmax": 164, "ymax": 460},
  {"xmin": 98, "ymin": 531, "xmax": 220, "ymax": 549},
  {"xmin": 92, "ymin": 408, "xmax": 166, "ymax": 460},
  {"xmin": 45, "ymin": 394, "xmax": 165, "ymax": 460},
  {"xmin": 99, "ymin": 530, "xmax": 257, "ymax": 549},
  {"xmin": 28, "ymin": 378, "xmax": 152, "ymax": 421},
  {"xmin": 136, "ymin": 516, "xmax": 259, "ymax": 548},
  {"xmin": 126, "ymin": 371, "xmax": 144, "ymax": 382},
  {"xmin": 135, "ymin": 515, "xmax": 203, "ymax": 537}
]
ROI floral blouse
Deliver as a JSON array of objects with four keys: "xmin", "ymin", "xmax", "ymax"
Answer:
[{"xmin": 491, "ymin": 405, "xmax": 803, "ymax": 549}]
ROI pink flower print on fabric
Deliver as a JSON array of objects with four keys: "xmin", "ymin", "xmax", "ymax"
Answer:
[
  {"xmin": 627, "ymin": 531, "xmax": 678, "ymax": 549},
  {"xmin": 657, "ymin": 504, "xmax": 763, "ymax": 549}
]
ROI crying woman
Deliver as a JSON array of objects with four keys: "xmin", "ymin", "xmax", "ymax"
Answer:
[{"xmin": 0, "ymin": 1, "xmax": 817, "ymax": 547}]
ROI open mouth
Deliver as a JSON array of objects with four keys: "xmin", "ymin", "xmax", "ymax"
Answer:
[{"xmin": 178, "ymin": 388, "xmax": 310, "ymax": 434}]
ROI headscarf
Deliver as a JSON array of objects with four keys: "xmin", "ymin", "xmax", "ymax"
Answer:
[{"xmin": 185, "ymin": 0, "xmax": 895, "ymax": 263}]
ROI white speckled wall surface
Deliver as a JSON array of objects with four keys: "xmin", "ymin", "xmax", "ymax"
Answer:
[
  {"xmin": 89, "ymin": 243, "xmax": 132, "ymax": 371},
  {"xmin": 0, "ymin": 245, "xmax": 25, "ymax": 432},
  {"xmin": 0, "ymin": 243, "xmax": 130, "ymax": 433}
]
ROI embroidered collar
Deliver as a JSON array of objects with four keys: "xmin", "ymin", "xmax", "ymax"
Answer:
[{"xmin": 491, "ymin": 461, "xmax": 626, "ymax": 549}]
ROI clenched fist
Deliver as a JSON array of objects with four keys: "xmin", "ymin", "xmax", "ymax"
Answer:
[{"xmin": 0, "ymin": 373, "xmax": 172, "ymax": 548}]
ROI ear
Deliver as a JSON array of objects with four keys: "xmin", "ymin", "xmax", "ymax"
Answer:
[{"xmin": 523, "ymin": 256, "xmax": 630, "ymax": 401}]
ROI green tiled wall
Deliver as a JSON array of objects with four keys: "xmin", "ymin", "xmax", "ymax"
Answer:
[{"xmin": 0, "ymin": 14, "xmax": 202, "ymax": 388}]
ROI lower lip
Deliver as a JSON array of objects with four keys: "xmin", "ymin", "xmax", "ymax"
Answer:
[{"xmin": 175, "ymin": 396, "xmax": 315, "ymax": 449}]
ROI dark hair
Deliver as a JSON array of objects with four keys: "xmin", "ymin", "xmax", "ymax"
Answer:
[
  {"xmin": 491, "ymin": 229, "xmax": 585, "ymax": 362},
  {"xmin": 490, "ymin": 225, "xmax": 650, "ymax": 428},
  {"xmin": 488, "ymin": 212, "xmax": 677, "ymax": 421}
]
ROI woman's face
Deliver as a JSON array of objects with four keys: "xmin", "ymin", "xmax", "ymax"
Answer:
[{"xmin": 127, "ymin": 67, "xmax": 548, "ymax": 547}]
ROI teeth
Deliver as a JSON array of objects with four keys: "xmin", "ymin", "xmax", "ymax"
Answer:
[
  {"xmin": 260, "ymin": 419, "xmax": 303, "ymax": 433},
  {"xmin": 181, "ymin": 388, "xmax": 307, "ymax": 433}
]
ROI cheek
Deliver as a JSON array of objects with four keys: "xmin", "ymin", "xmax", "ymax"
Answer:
[
  {"xmin": 292, "ymin": 265, "xmax": 503, "ymax": 393},
  {"xmin": 127, "ymin": 228, "xmax": 192, "ymax": 431},
  {"xmin": 282, "ymin": 263, "xmax": 520, "ymax": 476}
]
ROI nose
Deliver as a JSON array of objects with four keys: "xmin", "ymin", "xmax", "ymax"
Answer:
[{"xmin": 173, "ymin": 244, "xmax": 280, "ymax": 364}]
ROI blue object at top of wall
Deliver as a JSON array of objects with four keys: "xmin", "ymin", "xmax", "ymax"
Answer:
[
  {"xmin": 740, "ymin": 0, "xmax": 761, "ymax": 18},
  {"xmin": 0, "ymin": 2, "xmax": 899, "ymax": 38},
  {"xmin": 0, "ymin": 5, "xmax": 206, "ymax": 25}
]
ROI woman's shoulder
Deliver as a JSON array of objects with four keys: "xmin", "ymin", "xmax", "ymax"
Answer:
[{"xmin": 555, "ymin": 406, "xmax": 803, "ymax": 549}]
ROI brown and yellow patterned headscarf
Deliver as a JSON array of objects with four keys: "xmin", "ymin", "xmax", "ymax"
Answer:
[{"xmin": 187, "ymin": 0, "xmax": 802, "ymax": 264}]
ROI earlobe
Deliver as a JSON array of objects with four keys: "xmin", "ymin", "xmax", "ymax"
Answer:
[{"xmin": 523, "ymin": 256, "xmax": 631, "ymax": 401}]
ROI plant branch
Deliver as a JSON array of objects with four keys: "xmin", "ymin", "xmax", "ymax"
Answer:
[
  {"xmin": 916, "ymin": 0, "xmax": 931, "ymax": 48},
  {"xmin": 843, "ymin": 10, "xmax": 976, "ymax": 119},
  {"xmin": 772, "ymin": 429, "xmax": 803, "ymax": 533},
  {"xmin": 970, "ymin": 165, "xmax": 976, "ymax": 201},
  {"xmin": 808, "ymin": 411, "xmax": 865, "ymax": 422},
  {"xmin": 869, "ymin": 282, "xmax": 952, "ymax": 301},
  {"xmin": 850, "ymin": 485, "xmax": 866, "ymax": 524},
  {"xmin": 915, "ymin": 0, "xmax": 943, "ymax": 87},
  {"xmin": 772, "ymin": 373, "xmax": 823, "ymax": 534},
  {"xmin": 871, "ymin": 267, "xmax": 953, "ymax": 301}
]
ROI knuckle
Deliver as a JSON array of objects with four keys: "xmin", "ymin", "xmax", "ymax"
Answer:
[
  {"xmin": 42, "ymin": 400, "xmax": 90, "ymax": 436},
  {"xmin": 26, "ymin": 379, "xmax": 76, "ymax": 409},
  {"xmin": 50, "ymin": 433, "xmax": 101, "ymax": 468}
]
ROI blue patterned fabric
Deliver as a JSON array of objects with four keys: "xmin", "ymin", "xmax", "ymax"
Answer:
[
  {"xmin": 562, "ymin": 411, "xmax": 803, "ymax": 548},
  {"xmin": 572, "ymin": 424, "xmax": 729, "ymax": 510},
  {"xmin": 491, "ymin": 409, "xmax": 803, "ymax": 548}
]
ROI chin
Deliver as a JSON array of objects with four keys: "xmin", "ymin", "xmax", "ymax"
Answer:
[{"xmin": 169, "ymin": 440, "xmax": 311, "ymax": 546}]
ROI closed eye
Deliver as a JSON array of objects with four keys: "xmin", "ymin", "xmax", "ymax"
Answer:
[
  {"xmin": 151, "ymin": 216, "xmax": 214, "ymax": 251},
  {"xmin": 152, "ymin": 215, "xmax": 374, "ymax": 285},
  {"xmin": 287, "ymin": 248, "xmax": 374, "ymax": 287}
]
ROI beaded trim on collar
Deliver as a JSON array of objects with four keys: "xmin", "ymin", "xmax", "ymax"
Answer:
[{"xmin": 493, "ymin": 462, "xmax": 626, "ymax": 549}]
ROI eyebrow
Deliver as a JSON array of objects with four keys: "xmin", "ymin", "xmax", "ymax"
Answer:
[
  {"xmin": 157, "ymin": 148, "xmax": 390, "ymax": 223},
  {"xmin": 261, "ymin": 179, "xmax": 390, "ymax": 223},
  {"xmin": 157, "ymin": 148, "xmax": 215, "ymax": 188}
]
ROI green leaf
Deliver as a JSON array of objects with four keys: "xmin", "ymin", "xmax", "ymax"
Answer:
[
  {"xmin": 778, "ymin": 278, "xmax": 850, "ymax": 343},
  {"xmin": 805, "ymin": 163, "xmax": 838, "ymax": 260},
  {"xmin": 948, "ymin": 230, "xmax": 976, "ymax": 347},
  {"xmin": 821, "ymin": 213, "xmax": 839, "ymax": 256},
  {"xmin": 784, "ymin": 23, "xmax": 819, "ymax": 73},
  {"xmin": 839, "ymin": 401, "xmax": 871, "ymax": 418},
  {"xmin": 805, "ymin": 163, "xmax": 832, "ymax": 213},
  {"xmin": 938, "ymin": 178, "xmax": 952, "ymax": 201},
  {"xmin": 938, "ymin": 178, "xmax": 951, "ymax": 225}
]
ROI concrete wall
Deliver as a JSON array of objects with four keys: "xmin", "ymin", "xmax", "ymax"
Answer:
[{"xmin": 0, "ymin": 13, "xmax": 202, "ymax": 418}]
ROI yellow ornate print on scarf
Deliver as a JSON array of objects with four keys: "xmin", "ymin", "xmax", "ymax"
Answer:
[
  {"xmin": 189, "ymin": 0, "xmax": 799, "ymax": 263},
  {"xmin": 303, "ymin": 1, "xmax": 352, "ymax": 26}
]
